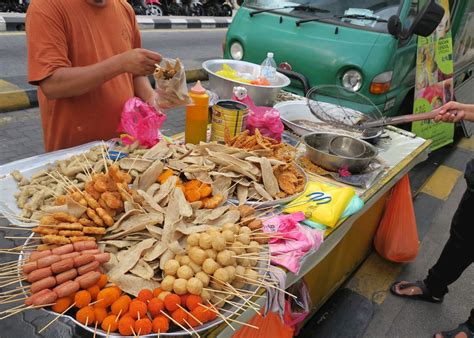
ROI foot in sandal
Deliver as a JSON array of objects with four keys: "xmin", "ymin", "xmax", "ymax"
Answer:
[
  {"xmin": 434, "ymin": 323, "xmax": 474, "ymax": 338},
  {"xmin": 390, "ymin": 280, "xmax": 443, "ymax": 303}
]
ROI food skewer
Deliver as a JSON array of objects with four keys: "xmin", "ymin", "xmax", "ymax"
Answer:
[
  {"xmin": 160, "ymin": 310, "xmax": 193, "ymax": 336},
  {"xmin": 199, "ymin": 303, "xmax": 259, "ymax": 330},
  {"xmin": 38, "ymin": 302, "xmax": 77, "ymax": 334},
  {"xmin": 183, "ymin": 318, "xmax": 200, "ymax": 337}
]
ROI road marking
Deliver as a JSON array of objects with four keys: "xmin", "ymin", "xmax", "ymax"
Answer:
[
  {"xmin": 457, "ymin": 137, "xmax": 474, "ymax": 152},
  {"xmin": 0, "ymin": 79, "xmax": 30, "ymax": 112},
  {"xmin": 0, "ymin": 28, "xmax": 227, "ymax": 36},
  {"xmin": 420, "ymin": 165, "xmax": 462, "ymax": 200},
  {"xmin": 346, "ymin": 253, "xmax": 402, "ymax": 305}
]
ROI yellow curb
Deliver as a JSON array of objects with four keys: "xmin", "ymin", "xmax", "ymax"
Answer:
[
  {"xmin": 346, "ymin": 253, "xmax": 402, "ymax": 304},
  {"xmin": 0, "ymin": 79, "xmax": 30, "ymax": 111},
  {"xmin": 420, "ymin": 165, "xmax": 463, "ymax": 200},
  {"xmin": 457, "ymin": 137, "xmax": 474, "ymax": 152}
]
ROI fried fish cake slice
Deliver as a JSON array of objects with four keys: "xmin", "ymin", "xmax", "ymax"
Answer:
[
  {"xmin": 53, "ymin": 212, "xmax": 78, "ymax": 223},
  {"xmin": 55, "ymin": 222, "xmax": 84, "ymax": 231},
  {"xmin": 58, "ymin": 230, "xmax": 84, "ymax": 237},
  {"xmin": 69, "ymin": 236, "xmax": 97, "ymax": 243},
  {"xmin": 42, "ymin": 235, "xmax": 71, "ymax": 245},
  {"xmin": 82, "ymin": 226, "xmax": 107, "ymax": 235},
  {"xmin": 78, "ymin": 218, "xmax": 94, "ymax": 227},
  {"xmin": 32, "ymin": 226, "xmax": 59, "ymax": 236}
]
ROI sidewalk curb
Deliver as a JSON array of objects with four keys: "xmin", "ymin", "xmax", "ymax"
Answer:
[
  {"xmin": 0, "ymin": 14, "xmax": 232, "ymax": 32},
  {"xmin": 0, "ymin": 69, "xmax": 208, "ymax": 113}
]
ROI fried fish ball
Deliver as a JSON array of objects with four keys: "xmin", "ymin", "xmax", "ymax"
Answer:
[
  {"xmin": 101, "ymin": 192, "xmax": 123, "ymax": 210},
  {"xmin": 32, "ymin": 226, "xmax": 59, "ymax": 235},
  {"xmin": 231, "ymin": 241, "xmax": 245, "ymax": 255},
  {"xmin": 86, "ymin": 208, "xmax": 104, "ymax": 227},
  {"xmin": 42, "ymin": 235, "xmax": 71, "ymax": 245},
  {"xmin": 161, "ymin": 276, "xmax": 175, "ymax": 292},
  {"xmin": 164, "ymin": 260, "xmax": 180, "ymax": 276},
  {"xmin": 188, "ymin": 247, "xmax": 206, "ymax": 265},
  {"xmin": 70, "ymin": 236, "xmax": 97, "ymax": 243},
  {"xmin": 198, "ymin": 233, "xmax": 212, "ymax": 250},
  {"xmin": 200, "ymin": 289, "xmax": 212, "ymax": 302},
  {"xmin": 173, "ymin": 278, "xmax": 188, "ymax": 295},
  {"xmin": 224, "ymin": 266, "xmax": 236, "ymax": 282},
  {"xmin": 179, "ymin": 255, "xmax": 191, "ymax": 266},
  {"xmin": 79, "ymin": 218, "xmax": 94, "ymax": 227},
  {"xmin": 56, "ymin": 222, "xmax": 84, "ymax": 231},
  {"xmin": 235, "ymin": 266, "xmax": 246, "ymax": 277},
  {"xmin": 202, "ymin": 259, "xmax": 219, "ymax": 275},
  {"xmin": 248, "ymin": 219, "xmax": 263, "ymax": 231},
  {"xmin": 177, "ymin": 265, "xmax": 194, "ymax": 280},
  {"xmin": 96, "ymin": 208, "xmax": 114, "ymax": 227},
  {"xmin": 186, "ymin": 277, "xmax": 203, "ymax": 295},
  {"xmin": 188, "ymin": 261, "xmax": 202, "ymax": 274},
  {"xmin": 205, "ymin": 249, "xmax": 217, "ymax": 261},
  {"xmin": 82, "ymin": 226, "xmax": 107, "ymax": 235},
  {"xmin": 237, "ymin": 233, "xmax": 250, "ymax": 245},
  {"xmin": 238, "ymin": 205, "xmax": 255, "ymax": 219},
  {"xmin": 83, "ymin": 192, "xmax": 100, "ymax": 209},
  {"xmin": 238, "ymin": 226, "xmax": 252, "ymax": 235},
  {"xmin": 222, "ymin": 230, "xmax": 235, "ymax": 243},
  {"xmin": 195, "ymin": 272, "xmax": 210, "ymax": 288},
  {"xmin": 237, "ymin": 258, "xmax": 251, "ymax": 268},
  {"xmin": 246, "ymin": 241, "xmax": 260, "ymax": 254},
  {"xmin": 58, "ymin": 230, "xmax": 84, "ymax": 237},
  {"xmin": 245, "ymin": 268, "xmax": 260, "ymax": 282},
  {"xmin": 217, "ymin": 250, "xmax": 235, "ymax": 267},
  {"xmin": 53, "ymin": 212, "xmax": 78, "ymax": 223},
  {"xmin": 211, "ymin": 234, "xmax": 226, "ymax": 251},
  {"xmin": 213, "ymin": 268, "xmax": 229, "ymax": 285},
  {"xmin": 222, "ymin": 223, "xmax": 238, "ymax": 234},
  {"xmin": 186, "ymin": 233, "xmax": 200, "ymax": 247}
]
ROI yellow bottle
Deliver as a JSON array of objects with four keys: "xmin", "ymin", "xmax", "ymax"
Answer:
[{"xmin": 185, "ymin": 81, "xmax": 209, "ymax": 144}]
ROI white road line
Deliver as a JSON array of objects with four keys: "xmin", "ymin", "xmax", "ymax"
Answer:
[{"xmin": 0, "ymin": 27, "xmax": 228, "ymax": 36}]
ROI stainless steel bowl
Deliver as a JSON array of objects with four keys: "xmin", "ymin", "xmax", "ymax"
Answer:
[
  {"xmin": 202, "ymin": 59, "xmax": 291, "ymax": 106},
  {"xmin": 329, "ymin": 135, "xmax": 366, "ymax": 158},
  {"xmin": 303, "ymin": 132, "xmax": 378, "ymax": 173}
]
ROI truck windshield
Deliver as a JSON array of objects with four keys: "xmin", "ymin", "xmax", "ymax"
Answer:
[{"xmin": 245, "ymin": 0, "xmax": 402, "ymax": 32}]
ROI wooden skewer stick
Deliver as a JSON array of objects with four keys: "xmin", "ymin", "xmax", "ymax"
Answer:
[
  {"xmin": 126, "ymin": 156, "xmax": 141, "ymax": 175},
  {"xmin": 38, "ymin": 302, "xmax": 76, "ymax": 334},
  {"xmin": 0, "ymin": 277, "xmax": 26, "ymax": 288},
  {"xmin": 235, "ymin": 274, "xmax": 297, "ymax": 299},
  {"xmin": 115, "ymin": 308, "xmax": 122, "ymax": 322},
  {"xmin": 4, "ymin": 236, "xmax": 41, "ymax": 240},
  {"xmin": 93, "ymin": 320, "xmax": 98, "ymax": 338},
  {"xmin": 200, "ymin": 302, "xmax": 235, "ymax": 331},
  {"xmin": 130, "ymin": 325, "xmax": 138, "ymax": 337},
  {"xmin": 177, "ymin": 304, "xmax": 203, "ymax": 325},
  {"xmin": 0, "ymin": 303, "xmax": 25, "ymax": 315},
  {"xmin": 199, "ymin": 303, "xmax": 259, "ymax": 330},
  {"xmin": 231, "ymin": 255, "xmax": 271, "ymax": 261},
  {"xmin": 212, "ymin": 294, "xmax": 261, "ymax": 315},
  {"xmin": 183, "ymin": 318, "xmax": 200, "ymax": 338},
  {"xmin": 160, "ymin": 310, "xmax": 193, "ymax": 336},
  {"xmin": 0, "ymin": 226, "xmax": 33, "ymax": 231},
  {"xmin": 223, "ymin": 282, "xmax": 261, "ymax": 312},
  {"xmin": 0, "ymin": 296, "xmax": 26, "ymax": 305},
  {"xmin": 0, "ymin": 303, "xmax": 55, "ymax": 320}
]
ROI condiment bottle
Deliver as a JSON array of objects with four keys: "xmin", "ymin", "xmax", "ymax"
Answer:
[{"xmin": 185, "ymin": 81, "xmax": 209, "ymax": 144}]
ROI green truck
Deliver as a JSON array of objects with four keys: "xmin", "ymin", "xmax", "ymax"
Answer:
[{"xmin": 223, "ymin": 0, "xmax": 474, "ymax": 117}]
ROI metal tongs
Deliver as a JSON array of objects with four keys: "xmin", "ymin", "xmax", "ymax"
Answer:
[{"xmin": 357, "ymin": 108, "xmax": 447, "ymax": 129}]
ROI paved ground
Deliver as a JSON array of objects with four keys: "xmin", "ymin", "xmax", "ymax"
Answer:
[{"xmin": 0, "ymin": 29, "xmax": 226, "ymax": 79}]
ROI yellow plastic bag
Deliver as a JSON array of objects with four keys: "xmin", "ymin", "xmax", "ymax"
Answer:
[
  {"xmin": 284, "ymin": 181, "xmax": 355, "ymax": 228},
  {"xmin": 216, "ymin": 64, "xmax": 252, "ymax": 84}
]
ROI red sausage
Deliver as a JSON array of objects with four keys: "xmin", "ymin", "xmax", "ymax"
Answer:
[
  {"xmin": 36, "ymin": 255, "xmax": 61, "ymax": 269},
  {"xmin": 73, "ymin": 241, "xmax": 97, "ymax": 251},
  {"xmin": 22, "ymin": 261, "xmax": 38, "ymax": 275},
  {"xmin": 54, "ymin": 280, "xmax": 80, "ymax": 298},
  {"xmin": 31, "ymin": 276, "xmax": 56, "ymax": 294},
  {"xmin": 27, "ymin": 267, "xmax": 53, "ymax": 283},
  {"xmin": 76, "ymin": 271, "xmax": 101, "ymax": 289},
  {"xmin": 51, "ymin": 244, "xmax": 74, "ymax": 256},
  {"xmin": 80, "ymin": 249, "xmax": 100, "ymax": 255},
  {"xmin": 51, "ymin": 258, "xmax": 74, "ymax": 274},
  {"xmin": 60, "ymin": 252, "xmax": 80, "ymax": 260},
  {"xmin": 32, "ymin": 290, "xmax": 58, "ymax": 306},
  {"xmin": 29, "ymin": 250, "xmax": 51, "ymax": 262},
  {"xmin": 55, "ymin": 268, "xmax": 78, "ymax": 285},
  {"xmin": 77, "ymin": 261, "xmax": 100, "ymax": 275},
  {"xmin": 73, "ymin": 254, "xmax": 95, "ymax": 268},
  {"xmin": 25, "ymin": 289, "xmax": 50, "ymax": 305},
  {"xmin": 93, "ymin": 253, "xmax": 110, "ymax": 264}
]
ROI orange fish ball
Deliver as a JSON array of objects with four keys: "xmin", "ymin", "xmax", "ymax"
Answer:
[
  {"xmin": 152, "ymin": 315, "xmax": 169, "ymax": 333},
  {"xmin": 93, "ymin": 307, "xmax": 108, "ymax": 324},
  {"xmin": 52, "ymin": 297, "xmax": 72, "ymax": 313},
  {"xmin": 148, "ymin": 297, "xmax": 164, "ymax": 318},
  {"xmin": 111, "ymin": 295, "xmax": 132, "ymax": 316},
  {"xmin": 118, "ymin": 315, "xmax": 136, "ymax": 336},
  {"xmin": 74, "ymin": 290, "xmax": 92, "ymax": 309},
  {"xmin": 76, "ymin": 306, "xmax": 95, "ymax": 326},
  {"xmin": 153, "ymin": 288, "xmax": 163, "ymax": 297},
  {"xmin": 96, "ymin": 288, "xmax": 116, "ymax": 308},
  {"xmin": 171, "ymin": 308, "xmax": 188, "ymax": 326},
  {"xmin": 97, "ymin": 274, "xmax": 108, "ymax": 288},
  {"xmin": 101, "ymin": 315, "xmax": 118, "ymax": 333},
  {"xmin": 135, "ymin": 318, "xmax": 153, "ymax": 335},
  {"xmin": 109, "ymin": 286, "xmax": 121, "ymax": 299},
  {"xmin": 180, "ymin": 293, "xmax": 190, "ymax": 306},
  {"xmin": 192, "ymin": 305, "xmax": 211, "ymax": 323},
  {"xmin": 87, "ymin": 285, "xmax": 100, "ymax": 300},
  {"xmin": 187, "ymin": 315, "xmax": 201, "ymax": 327},
  {"xmin": 129, "ymin": 300, "xmax": 147, "ymax": 320},
  {"xmin": 164, "ymin": 293, "xmax": 181, "ymax": 312},
  {"xmin": 137, "ymin": 289, "xmax": 154, "ymax": 304},
  {"xmin": 186, "ymin": 295, "xmax": 203, "ymax": 311}
]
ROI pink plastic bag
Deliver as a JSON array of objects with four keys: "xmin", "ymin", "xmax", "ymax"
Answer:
[{"xmin": 117, "ymin": 97, "xmax": 167, "ymax": 148}]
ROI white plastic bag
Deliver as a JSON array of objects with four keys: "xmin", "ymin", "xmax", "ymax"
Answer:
[{"xmin": 154, "ymin": 58, "xmax": 191, "ymax": 109}]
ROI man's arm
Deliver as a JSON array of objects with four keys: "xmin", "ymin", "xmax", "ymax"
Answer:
[
  {"xmin": 435, "ymin": 101, "xmax": 474, "ymax": 123},
  {"xmin": 40, "ymin": 49, "xmax": 161, "ymax": 100},
  {"xmin": 133, "ymin": 75, "xmax": 157, "ymax": 107}
]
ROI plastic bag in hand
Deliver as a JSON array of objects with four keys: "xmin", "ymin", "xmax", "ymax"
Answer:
[
  {"xmin": 117, "ymin": 97, "xmax": 166, "ymax": 148},
  {"xmin": 154, "ymin": 58, "xmax": 192, "ymax": 109}
]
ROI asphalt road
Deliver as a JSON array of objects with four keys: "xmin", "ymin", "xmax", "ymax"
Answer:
[{"xmin": 0, "ymin": 28, "xmax": 226, "ymax": 79}]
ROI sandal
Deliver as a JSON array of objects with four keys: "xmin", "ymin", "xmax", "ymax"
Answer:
[
  {"xmin": 434, "ymin": 323, "xmax": 474, "ymax": 338},
  {"xmin": 390, "ymin": 280, "xmax": 443, "ymax": 303}
]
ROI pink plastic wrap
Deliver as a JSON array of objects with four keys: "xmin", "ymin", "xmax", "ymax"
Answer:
[
  {"xmin": 117, "ymin": 97, "xmax": 166, "ymax": 148},
  {"xmin": 263, "ymin": 212, "xmax": 324, "ymax": 273}
]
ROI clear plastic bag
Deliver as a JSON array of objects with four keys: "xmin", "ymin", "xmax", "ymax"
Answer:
[
  {"xmin": 154, "ymin": 58, "xmax": 192, "ymax": 109},
  {"xmin": 285, "ymin": 280, "xmax": 312, "ymax": 335}
]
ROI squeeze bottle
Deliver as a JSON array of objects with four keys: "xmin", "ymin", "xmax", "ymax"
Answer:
[{"xmin": 185, "ymin": 81, "xmax": 209, "ymax": 144}]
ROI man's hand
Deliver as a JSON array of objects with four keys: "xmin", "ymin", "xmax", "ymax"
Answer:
[
  {"xmin": 434, "ymin": 101, "xmax": 466, "ymax": 123},
  {"xmin": 120, "ymin": 49, "xmax": 162, "ymax": 76}
]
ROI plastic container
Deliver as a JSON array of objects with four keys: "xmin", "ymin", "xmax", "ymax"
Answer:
[
  {"xmin": 260, "ymin": 52, "xmax": 277, "ymax": 84},
  {"xmin": 185, "ymin": 81, "xmax": 210, "ymax": 144}
]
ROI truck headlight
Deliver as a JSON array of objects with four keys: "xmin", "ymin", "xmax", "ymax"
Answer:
[
  {"xmin": 230, "ymin": 42, "xmax": 244, "ymax": 60},
  {"xmin": 341, "ymin": 70, "xmax": 363, "ymax": 92}
]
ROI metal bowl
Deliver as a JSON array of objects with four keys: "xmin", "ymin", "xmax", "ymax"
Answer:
[
  {"xmin": 303, "ymin": 132, "xmax": 378, "ymax": 173},
  {"xmin": 202, "ymin": 59, "xmax": 291, "ymax": 106},
  {"xmin": 329, "ymin": 135, "xmax": 366, "ymax": 158}
]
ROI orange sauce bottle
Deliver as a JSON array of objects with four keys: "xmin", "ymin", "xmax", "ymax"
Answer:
[{"xmin": 185, "ymin": 81, "xmax": 209, "ymax": 144}]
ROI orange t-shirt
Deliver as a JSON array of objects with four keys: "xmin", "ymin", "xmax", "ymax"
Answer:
[{"xmin": 26, "ymin": 0, "xmax": 141, "ymax": 152}]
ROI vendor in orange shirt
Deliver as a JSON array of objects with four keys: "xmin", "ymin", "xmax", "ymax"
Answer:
[{"xmin": 26, "ymin": 0, "xmax": 162, "ymax": 152}]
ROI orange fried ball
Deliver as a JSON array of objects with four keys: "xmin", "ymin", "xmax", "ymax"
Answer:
[
  {"xmin": 76, "ymin": 306, "xmax": 95, "ymax": 326},
  {"xmin": 101, "ymin": 315, "xmax": 118, "ymax": 333},
  {"xmin": 152, "ymin": 315, "xmax": 170, "ymax": 333},
  {"xmin": 87, "ymin": 285, "xmax": 100, "ymax": 300},
  {"xmin": 137, "ymin": 289, "xmax": 154, "ymax": 304},
  {"xmin": 52, "ymin": 297, "xmax": 72, "ymax": 313},
  {"xmin": 148, "ymin": 297, "xmax": 164, "ymax": 318},
  {"xmin": 74, "ymin": 290, "xmax": 92, "ymax": 309},
  {"xmin": 153, "ymin": 288, "xmax": 163, "ymax": 298},
  {"xmin": 171, "ymin": 308, "xmax": 188, "ymax": 326},
  {"xmin": 111, "ymin": 295, "xmax": 132, "ymax": 316},
  {"xmin": 93, "ymin": 307, "xmax": 108, "ymax": 324},
  {"xmin": 109, "ymin": 286, "xmax": 121, "ymax": 299},
  {"xmin": 96, "ymin": 288, "xmax": 117, "ymax": 308},
  {"xmin": 97, "ymin": 274, "xmax": 108, "ymax": 288},
  {"xmin": 135, "ymin": 318, "xmax": 153, "ymax": 335},
  {"xmin": 193, "ymin": 305, "xmax": 212, "ymax": 323},
  {"xmin": 118, "ymin": 315, "xmax": 136, "ymax": 336},
  {"xmin": 186, "ymin": 294, "xmax": 203, "ymax": 311},
  {"xmin": 129, "ymin": 300, "xmax": 147, "ymax": 320},
  {"xmin": 164, "ymin": 293, "xmax": 181, "ymax": 312}
]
